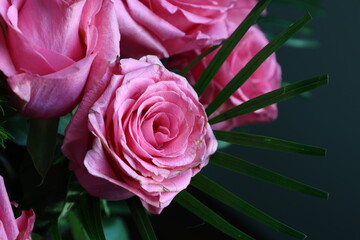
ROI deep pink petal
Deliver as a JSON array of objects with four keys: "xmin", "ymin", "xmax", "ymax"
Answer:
[
  {"xmin": 0, "ymin": 176, "xmax": 19, "ymax": 240},
  {"xmin": 15, "ymin": 209, "xmax": 35, "ymax": 240},
  {"xmin": 7, "ymin": 54, "xmax": 95, "ymax": 118}
]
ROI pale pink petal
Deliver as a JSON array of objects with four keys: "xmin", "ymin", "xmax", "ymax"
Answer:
[
  {"xmin": 0, "ymin": 221, "xmax": 9, "ymax": 240},
  {"xmin": 17, "ymin": 0, "xmax": 85, "ymax": 60},
  {"xmin": 63, "ymin": 56, "xmax": 217, "ymax": 214},
  {"xmin": 62, "ymin": 63, "xmax": 117, "ymax": 169}
]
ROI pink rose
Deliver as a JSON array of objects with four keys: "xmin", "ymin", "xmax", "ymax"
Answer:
[
  {"xmin": 170, "ymin": 26, "xmax": 281, "ymax": 130},
  {"xmin": 0, "ymin": 0, "xmax": 120, "ymax": 118},
  {"xmin": 115, "ymin": 0, "xmax": 256, "ymax": 58},
  {"xmin": 62, "ymin": 56, "xmax": 217, "ymax": 214},
  {"xmin": 0, "ymin": 176, "xmax": 35, "ymax": 240}
]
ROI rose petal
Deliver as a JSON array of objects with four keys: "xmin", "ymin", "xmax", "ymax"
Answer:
[
  {"xmin": 7, "ymin": 54, "xmax": 95, "ymax": 118},
  {"xmin": 0, "ymin": 176, "xmax": 19, "ymax": 240}
]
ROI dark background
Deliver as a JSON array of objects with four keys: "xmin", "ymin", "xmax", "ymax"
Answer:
[{"xmin": 150, "ymin": 1, "xmax": 360, "ymax": 239}]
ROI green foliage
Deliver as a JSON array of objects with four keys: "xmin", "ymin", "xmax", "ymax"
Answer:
[
  {"xmin": 67, "ymin": 211, "xmax": 89, "ymax": 240},
  {"xmin": 194, "ymin": 0, "xmax": 271, "ymax": 96},
  {"xmin": 127, "ymin": 197, "xmax": 157, "ymax": 240},
  {"xmin": 209, "ymin": 74, "xmax": 328, "ymax": 125},
  {"xmin": 175, "ymin": 191, "xmax": 255, "ymax": 240},
  {"xmin": 0, "ymin": 124, "xmax": 12, "ymax": 149},
  {"xmin": 205, "ymin": 13, "xmax": 312, "ymax": 116},
  {"xmin": 27, "ymin": 118, "xmax": 60, "ymax": 182},
  {"xmin": 77, "ymin": 194, "xmax": 106, "ymax": 240},
  {"xmin": 211, "ymin": 151, "xmax": 329, "ymax": 199},
  {"xmin": 214, "ymin": 130, "xmax": 326, "ymax": 156},
  {"xmin": 191, "ymin": 174, "xmax": 307, "ymax": 239}
]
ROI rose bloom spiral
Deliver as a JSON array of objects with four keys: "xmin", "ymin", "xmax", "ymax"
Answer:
[{"xmin": 62, "ymin": 56, "xmax": 217, "ymax": 213}]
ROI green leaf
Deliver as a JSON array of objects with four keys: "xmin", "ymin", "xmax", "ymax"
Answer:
[
  {"xmin": 0, "ymin": 124, "xmax": 13, "ymax": 149},
  {"xmin": 19, "ymin": 160, "xmax": 71, "ymax": 231},
  {"xmin": 127, "ymin": 197, "xmax": 157, "ymax": 240},
  {"xmin": 58, "ymin": 113, "xmax": 72, "ymax": 135},
  {"xmin": 77, "ymin": 194, "xmax": 106, "ymax": 240},
  {"xmin": 211, "ymin": 151, "xmax": 329, "ymax": 199},
  {"xmin": 214, "ymin": 130, "xmax": 326, "ymax": 156},
  {"xmin": 49, "ymin": 221, "xmax": 62, "ymax": 240},
  {"xmin": 193, "ymin": 0, "xmax": 272, "ymax": 96},
  {"xmin": 68, "ymin": 211, "xmax": 90, "ymax": 240},
  {"xmin": 175, "ymin": 191, "xmax": 254, "ymax": 240},
  {"xmin": 102, "ymin": 200, "xmax": 111, "ymax": 217},
  {"xmin": 180, "ymin": 44, "xmax": 220, "ymax": 76},
  {"xmin": 26, "ymin": 118, "xmax": 59, "ymax": 181},
  {"xmin": 209, "ymin": 74, "xmax": 328, "ymax": 124},
  {"xmin": 4, "ymin": 114, "xmax": 28, "ymax": 146},
  {"xmin": 107, "ymin": 201, "xmax": 131, "ymax": 215},
  {"xmin": 217, "ymin": 140, "xmax": 231, "ymax": 150},
  {"xmin": 103, "ymin": 218, "xmax": 130, "ymax": 240},
  {"xmin": 206, "ymin": 13, "xmax": 312, "ymax": 116},
  {"xmin": 31, "ymin": 233, "xmax": 43, "ymax": 240},
  {"xmin": 191, "ymin": 174, "xmax": 306, "ymax": 239}
]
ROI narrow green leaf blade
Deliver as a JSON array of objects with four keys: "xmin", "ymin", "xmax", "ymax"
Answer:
[
  {"xmin": 180, "ymin": 44, "xmax": 220, "ymax": 76},
  {"xmin": 0, "ymin": 124, "xmax": 13, "ymax": 149},
  {"xmin": 68, "ymin": 211, "xmax": 90, "ymax": 240},
  {"xmin": 209, "ymin": 74, "xmax": 328, "ymax": 124},
  {"xmin": 175, "ymin": 191, "xmax": 255, "ymax": 240},
  {"xmin": 194, "ymin": 0, "xmax": 272, "ymax": 96},
  {"xmin": 77, "ymin": 194, "xmax": 106, "ymax": 240},
  {"xmin": 127, "ymin": 197, "xmax": 157, "ymax": 240},
  {"xmin": 211, "ymin": 152, "xmax": 329, "ymax": 199},
  {"xmin": 50, "ymin": 221, "xmax": 62, "ymax": 240},
  {"xmin": 27, "ymin": 118, "xmax": 59, "ymax": 181},
  {"xmin": 206, "ymin": 13, "xmax": 312, "ymax": 116},
  {"xmin": 214, "ymin": 130, "xmax": 326, "ymax": 156},
  {"xmin": 191, "ymin": 174, "xmax": 307, "ymax": 239}
]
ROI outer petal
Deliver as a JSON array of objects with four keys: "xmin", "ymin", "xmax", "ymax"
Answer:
[
  {"xmin": 15, "ymin": 209, "xmax": 35, "ymax": 240},
  {"xmin": 0, "ymin": 19, "xmax": 16, "ymax": 76},
  {"xmin": 62, "ymin": 62, "xmax": 118, "ymax": 173},
  {"xmin": 17, "ymin": 0, "xmax": 85, "ymax": 60},
  {"xmin": 0, "ymin": 221, "xmax": 9, "ymax": 240},
  {"xmin": 0, "ymin": 176, "xmax": 19, "ymax": 240},
  {"xmin": 83, "ymin": 138, "xmax": 135, "ymax": 200},
  {"xmin": 115, "ymin": 0, "xmax": 240, "ymax": 57},
  {"xmin": 115, "ymin": 0, "xmax": 169, "ymax": 58},
  {"xmin": 81, "ymin": 0, "xmax": 121, "ymax": 91},
  {"xmin": 7, "ymin": 54, "xmax": 95, "ymax": 118}
]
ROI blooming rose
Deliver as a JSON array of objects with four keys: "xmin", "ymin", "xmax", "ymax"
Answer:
[
  {"xmin": 0, "ymin": 176, "xmax": 35, "ymax": 240},
  {"xmin": 0, "ymin": 0, "xmax": 120, "ymax": 118},
  {"xmin": 114, "ymin": 0, "xmax": 256, "ymax": 58},
  {"xmin": 62, "ymin": 56, "xmax": 217, "ymax": 214},
  {"xmin": 169, "ymin": 26, "xmax": 281, "ymax": 130}
]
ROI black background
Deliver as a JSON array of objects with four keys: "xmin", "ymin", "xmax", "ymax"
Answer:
[{"xmin": 149, "ymin": 1, "xmax": 360, "ymax": 239}]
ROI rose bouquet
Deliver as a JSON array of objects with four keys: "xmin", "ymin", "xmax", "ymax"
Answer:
[{"xmin": 0, "ymin": 0, "xmax": 328, "ymax": 239}]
